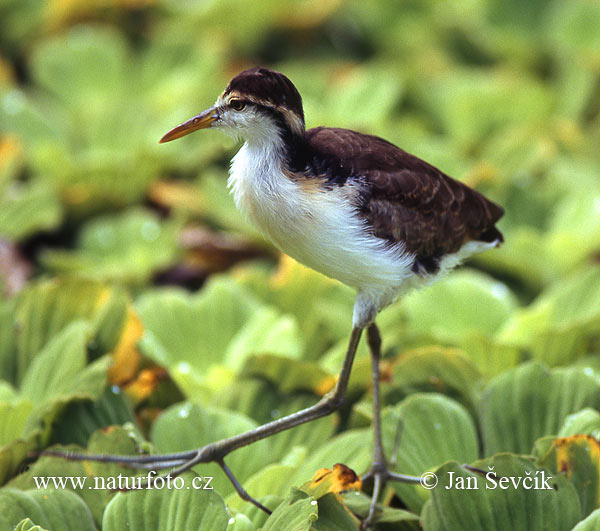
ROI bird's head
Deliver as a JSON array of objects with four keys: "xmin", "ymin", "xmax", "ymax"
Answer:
[{"xmin": 159, "ymin": 67, "xmax": 305, "ymax": 145}]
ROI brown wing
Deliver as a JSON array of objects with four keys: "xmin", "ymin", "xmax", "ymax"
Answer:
[{"xmin": 305, "ymin": 127, "xmax": 503, "ymax": 271}]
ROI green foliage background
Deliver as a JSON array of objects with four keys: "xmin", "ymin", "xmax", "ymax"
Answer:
[{"xmin": 1, "ymin": 0, "xmax": 600, "ymax": 529}]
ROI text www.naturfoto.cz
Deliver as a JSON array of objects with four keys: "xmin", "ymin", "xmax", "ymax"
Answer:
[{"xmin": 33, "ymin": 473, "xmax": 214, "ymax": 491}]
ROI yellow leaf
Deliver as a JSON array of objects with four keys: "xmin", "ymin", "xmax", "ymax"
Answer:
[
  {"xmin": 541, "ymin": 434, "xmax": 600, "ymax": 515},
  {"xmin": 124, "ymin": 367, "xmax": 167, "ymax": 402},
  {"xmin": 0, "ymin": 135, "xmax": 22, "ymax": 182},
  {"xmin": 552, "ymin": 434, "xmax": 600, "ymax": 477},
  {"xmin": 108, "ymin": 305, "xmax": 143, "ymax": 386},
  {"xmin": 301, "ymin": 463, "xmax": 362, "ymax": 499}
]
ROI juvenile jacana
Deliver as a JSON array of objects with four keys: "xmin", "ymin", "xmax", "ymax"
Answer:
[
  {"xmin": 54, "ymin": 67, "xmax": 503, "ymax": 529},
  {"xmin": 159, "ymin": 67, "xmax": 503, "ymax": 528}
]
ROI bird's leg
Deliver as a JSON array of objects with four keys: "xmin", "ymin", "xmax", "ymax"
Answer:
[
  {"xmin": 361, "ymin": 322, "xmax": 387, "ymax": 530},
  {"xmin": 367, "ymin": 323, "xmax": 386, "ymax": 472},
  {"xmin": 360, "ymin": 323, "xmax": 422, "ymax": 529},
  {"xmin": 41, "ymin": 327, "xmax": 364, "ymax": 512}
]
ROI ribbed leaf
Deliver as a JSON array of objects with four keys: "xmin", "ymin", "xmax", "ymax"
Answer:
[
  {"xmin": 103, "ymin": 475, "xmax": 229, "ymax": 531},
  {"xmin": 262, "ymin": 488, "xmax": 318, "ymax": 531},
  {"xmin": 389, "ymin": 347, "xmax": 483, "ymax": 411},
  {"xmin": 500, "ymin": 268, "xmax": 600, "ymax": 365},
  {"xmin": 137, "ymin": 278, "xmax": 259, "ymax": 396},
  {"xmin": 19, "ymin": 321, "xmax": 89, "ymax": 405},
  {"xmin": 0, "ymin": 399, "xmax": 32, "ymax": 446},
  {"xmin": 480, "ymin": 362, "xmax": 600, "ymax": 455},
  {"xmin": 384, "ymin": 393, "xmax": 479, "ymax": 512},
  {"xmin": 151, "ymin": 402, "xmax": 270, "ymax": 498},
  {"xmin": 13, "ymin": 518, "xmax": 48, "ymax": 531},
  {"xmin": 15, "ymin": 279, "xmax": 127, "ymax": 383},
  {"xmin": 0, "ymin": 181, "xmax": 61, "ymax": 241},
  {"xmin": 0, "ymin": 489, "xmax": 95, "ymax": 531},
  {"xmin": 558, "ymin": 408, "xmax": 600, "ymax": 439},
  {"xmin": 403, "ymin": 270, "xmax": 517, "ymax": 342},
  {"xmin": 422, "ymin": 456, "xmax": 580, "ymax": 531},
  {"xmin": 41, "ymin": 209, "xmax": 180, "ymax": 283},
  {"xmin": 8, "ymin": 425, "xmax": 145, "ymax": 525},
  {"xmin": 573, "ymin": 508, "xmax": 600, "ymax": 531},
  {"xmin": 312, "ymin": 493, "xmax": 359, "ymax": 531}
]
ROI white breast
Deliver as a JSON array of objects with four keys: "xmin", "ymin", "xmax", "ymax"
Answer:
[{"xmin": 227, "ymin": 141, "xmax": 415, "ymax": 295}]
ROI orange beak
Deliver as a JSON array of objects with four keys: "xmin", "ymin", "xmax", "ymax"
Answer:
[{"xmin": 159, "ymin": 107, "xmax": 218, "ymax": 143}]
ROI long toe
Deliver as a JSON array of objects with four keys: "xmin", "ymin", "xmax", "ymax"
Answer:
[{"xmin": 360, "ymin": 465, "xmax": 388, "ymax": 530}]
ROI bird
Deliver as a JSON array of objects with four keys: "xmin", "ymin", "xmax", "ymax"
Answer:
[
  {"xmin": 75, "ymin": 67, "xmax": 503, "ymax": 529},
  {"xmin": 158, "ymin": 66, "xmax": 503, "ymax": 528}
]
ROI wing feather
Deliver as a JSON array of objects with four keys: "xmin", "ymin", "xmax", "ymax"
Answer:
[{"xmin": 304, "ymin": 127, "xmax": 503, "ymax": 264}]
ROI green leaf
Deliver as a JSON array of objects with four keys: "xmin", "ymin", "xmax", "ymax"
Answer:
[
  {"xmin": 19, "ymin": 355, "xmax": 111, "ymax": 447},
  {"xmin": 0, "ymin": 399, "xmax": 33, "ymax": 445},
  {"xmin": 151, "ymin": 402, "xmax": 270, "ymax": 498},
  {"xmin": 499, "ymin": 267, "xmax": 600, "ymax": 365},
  {"xmin": 482, "ymin": 227, "xmax": 552, "ymax": 291},
  {"xmin": 15, "ymin": 279, "xmax": 128, "ymax": 383},
  {"xmin": 9, "ymin": 425, "xmax": 146, "ymax": 525},
  {"xmin": 226, "ymin": 464, "xmax": 298, "ymax": 511},
  {"xmin": 19, "ymin": 321, "xmax": 89, "ymax": 404},
  {"xmin": 15, "ymin": 325, "xmax": 114, "ymax": 447},
  {"xmin": 0, "ymin": 381, "xmax": 18, "ymax": 402},
  {"xmin": 388, "ymin": 347, "xmax": 483, "ymax": 412},
  {"xmin": 0, "ymin": 300, "xmax": 17, "ymax": 384},
  {"xmin": 558, "ymin": 408, "xmax": 600, "ymax": 439},
  {"xmin": 547, "ymin": 184, "xmax": 600, "ymax": 271},
  {"xmin": 402, "ymin": 269, "xmax": 517, "ymax": 343},
  {"xmin": 384, "ymin": 393, "xmax": 479, "ymax": 512},
  {"xmin": 480, "ymin": 362, "xmax": 600, "ymax": 455},
  {"xmin": 50, "ymin": 385, "xmax": 135, "ymax": 447},
  {"xmin": 242, "ymin": 355, "xmax": 335, "ymax": 395},
  {"xmin": 102, "ymin": 474, "xmax": 230, "ymax": 531},
  {"xmin": 457, "ymin": 333, "xmax": 520, "ymax": 380},
  {"xmin": 137, "ymin": 277, "xmax": 259, "ymax": 396},
  {"xmin": 13, "ymin": 518, "xmax": 49, "ymax": 531},
  {"xmin": 209, "ymin": 379, "xmax": 279, "ymax": 424},
  {"xmin": 41, "ymin": 209, "xmax": 181, "ymax": 283},
  {"xmin": 0, "ymin": 438, "xmax": 36, "ymax": 486},
  {"xmin": 227, "ymin": 512, "xmax": 255, "ymax": 531},
  {"xmin": 312, "ymin": 493, "xmax": 360, "ymax": 531},
  {"xmin": 573, "ymin": 508, "xmax": 600, "ymax": 531},
  {"xmin": 224, "ymin": 308, "xmax": 303, "ymax": 370},
  {"xmin": 545, "ymin": 1, "xmax": 600, "ymax": 61},
  {"xmin": 235, "ymin": 257, "xmax": 355, "ymax": 360},
  {"xmin": 31, "ymin": 26, "xmax": 128, "ymax": 106},
  {"xmin": 421, "ymin": 456, "xmax": 580, "ymax": 531},
  {"xmin": 262, "ymin": 488, "xmax": 318, "ymax": 531},
  {"xmin": 0, "ymin": 180, "xmax": 62, "ymax": 241},
  {"xmin": 0, "ymin": 489, "xmax": 95, "ymax": 531},
  {"xmin": 417, "ymin": 69, "xmax": 553, "ymax": 148},
  {"xmin": 267, "ymin": 395, "xmax": 338, "ymax": 465},
  {"xmin": 240, "ymin": 495, "xmax": 284, "ymax": 529},
  {"xmin": 342, "ymin": 491, "xmax": 419, "ymax": 525}
]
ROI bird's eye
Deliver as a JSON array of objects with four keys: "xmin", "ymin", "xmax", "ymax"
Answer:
[{"xmin": 229, "ymin": 99, "xmax": 246, "ymax": 111}]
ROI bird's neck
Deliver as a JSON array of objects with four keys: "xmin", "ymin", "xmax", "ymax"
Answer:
[
  {"xmin": 236, "ymin": 124, "xmax": 309, "ymax": 178},
  {"xmin": 227, "ymin": 125, "xmax": 310, "ymax": 223}
]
